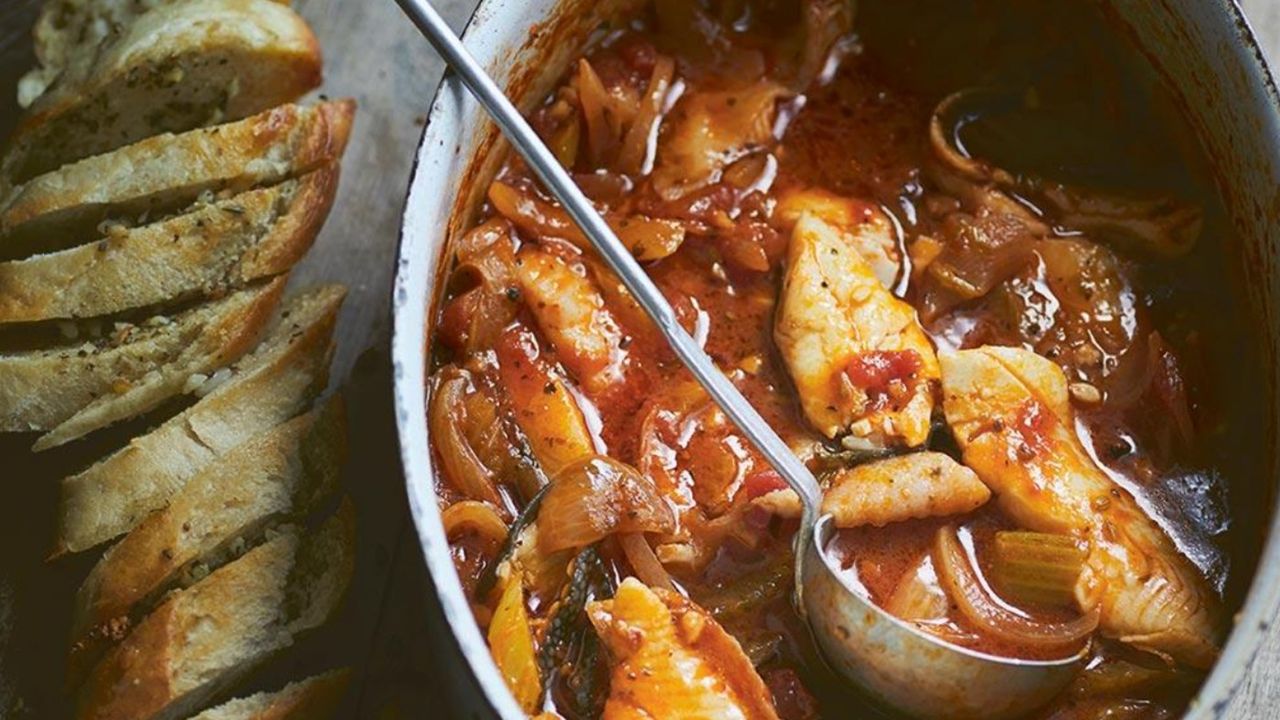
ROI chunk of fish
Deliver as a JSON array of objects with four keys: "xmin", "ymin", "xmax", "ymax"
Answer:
[
  {"xmin": 822, "ymin": 452, "xmax": 990, "ymax": 528},
  {"xmin": 494, "ymin": 324, "xmax": 598, "ymax": 477},
  {"xmin": 775, "ymin": 187, "xmax": 902, "ymax": 289},
  {"xmin": 653, "ymin": 83, "xmax": 787, "ymax": 199},
  {"xmin": 939, "ymin": 346, "xmax": 1222, "ymax": 668},
  {"xmin": 774, "ymin": 213, "xmax": 940, "ymax": 447},
  {"xmin": 515, "ymin": 245, "xmax": 628, "ymax": 395},
  {"xmin": 587, "ymin": 578, "xmax": 780, "ymax": 720}
]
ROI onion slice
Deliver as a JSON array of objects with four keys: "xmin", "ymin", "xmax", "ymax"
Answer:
[
  {"xmin": 537, "ymin": 455, "xmax": 676, "ymax": 554},
  {"xmin": 619, "ymin": 532, "xmax": 677, "ymax": 593},
  {"xmin": 575, "ymin": 59, "xmax": 619, "ymax": 166},
  {"xmin": 442, "ymin": 501, "xmax": 510, "ymax": 554},
  {"xmin": 617, "ymin": 55, "xmax": 675, "ymax": 175},
  {"xmin": 429, "ymin": 368, "xmax": 507, "ymax": 511},
  {"xmin": 933, "ymin": 525, "xmax": 1099, "ymax": 649}
]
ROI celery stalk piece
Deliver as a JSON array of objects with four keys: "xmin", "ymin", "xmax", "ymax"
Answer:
[{"xmin": 990, "ymin": 531, "xmax": 1088, "ymax": 609}]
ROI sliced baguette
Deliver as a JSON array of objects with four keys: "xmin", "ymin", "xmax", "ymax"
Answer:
[
  {"xmin": 18, "ymin": 0, "xmax": 293, "ymax": 108},
  {"xmin": 0, "ymin": 100, "xmax": 356, "ymax": 257},
  {"xmin": 6, "ymin": 0, "xmax": 320, "ymax": 185},
  {"xmin": 54, "ymin": 284, "xmax": 346, "ymax": 556},
  {"xmin": 20, "ymin": 0, "xmax": 180, "ymax": 108},
  {"xmin": 0, "ymin": 276, "xmax": 283, "ymax": 444},
  {"xmin": 36, "ymin": 276, "xmax": 290, "ymax": 451},
  {"xmin": 77, "ymin": 501, "xmax": 356, "ymax": 720},
  {"xmin": 0, "ymin": 166, "xmax": 339, "ymax": 324},
  {"xmin": 185, "ymin": 669, "xmax": 351, "ymax": 720},
  {"xmin": 70, "ymin": 396, "xmax": 347, "ymax": 680}
]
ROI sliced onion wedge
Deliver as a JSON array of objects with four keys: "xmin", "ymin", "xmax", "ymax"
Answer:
[
  {"xmin": 619, "ymin": 532, "xmax": 677, "ymax": 593},
  {"xmin": 429, "ymin": 367, "xmax": 507, "ymax": 511},
  {"xmin": 933, "ymin": 525, "xmax": 1099, "ymax": 649},
  {"xmin": 538, "ymin": 455, "xmax": 676, "ymax": 554},
  {"xmin": 442, "ymin": 501, "xmax": 510, "ymax": 554}
]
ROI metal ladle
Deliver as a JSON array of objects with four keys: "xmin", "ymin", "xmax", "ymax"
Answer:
[{"xmin": 395, "ymin": 1, "xmax": 1087, "ymax": 716}]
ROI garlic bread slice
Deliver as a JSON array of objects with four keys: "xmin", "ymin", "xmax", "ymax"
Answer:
[
  {"xmin": 0, "ymin": 100, "xmax": 355, "ymax": 258},
  {"xmin": 7, "ymin": 0, "xmax": 320, "ymax": 185},
  {"xmin": 0, "ymin": 166, "xmax": 338, "ymax": 324},
  {"xmin": 19, "ymin": 0, "xmax": 297, "ymax": 108},
  {"xmin": 0, "ymin": 276, "xmax": 284, "ymax": 447},
  {"xmin": 76, "ymin": 502, "xmax": 355, "ymax": 720},
  {"xmin": 21, "ymin": 0, "xmax": 185, "ymax": 108},
  {"xmin": 54, "ymin": 284, "xmax": 345, "ymax": 556}
]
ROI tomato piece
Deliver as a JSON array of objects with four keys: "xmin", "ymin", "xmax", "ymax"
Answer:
[{"xmin": 744, "ymin": 470, "xmax": 789, "ymax": 500}]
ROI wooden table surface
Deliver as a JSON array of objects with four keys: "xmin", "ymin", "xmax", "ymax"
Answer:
[{"xmin": 2, "ymin": 1, "xmax": 1280, "ymax": 718}]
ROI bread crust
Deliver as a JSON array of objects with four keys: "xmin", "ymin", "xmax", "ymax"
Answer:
[
  {"xmin": 53, "ymin": 284, "xmax": 346, "ymax": 556},
  {"xmin": 76, "ymin": 502, "xmax": 355, "ymax": 720},
  {"xmin": 0, "ymin": 165, "xmax": 339, "ymax": 324},
  {"xmin": 0, "ymin": 277, "xmax": 284, "ymax": 442},
  {"xmin": 186, "ymin": 669, "xmax": 351, "ymax": 720},
  {"xmin": 6, "ymin": 0, "xmax": 322, "ymax": 185},
  {"xmin": 22, "ymin": 0, "xmax": 297, "ymax": 109},
  {"xmin": 69, "ymin": 396, "xmax": 347, "ymax": 681},
  {"xmin": 0, "ymin": 100, "xmax": 356, "ymax": 259}
]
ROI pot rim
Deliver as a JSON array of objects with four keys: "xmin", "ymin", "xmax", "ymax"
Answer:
[
  {"xmin": 391, "ymin": 2, "xmax": 1280, "ymax": 718},
  {"xmin": 1178, "ymin": 3, "xmax": 1280, "ymax": 718},
  {"xmin": 390, "ymin": 0, "xmax": 525, "ymax": 716}
]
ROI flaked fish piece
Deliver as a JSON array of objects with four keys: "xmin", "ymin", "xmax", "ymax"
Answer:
[
  {"xmin": 774, "ymin": 213, "xmax": 939, "ymax": 447},
  {"xmin": 939, "ymin": 345, "xmax": 1222, "ymax": 668},
  {"xmin": 494, "ymin": 324, "xmax": 598, "ymax": 478},
  {"xmin": 653, "ymin": 82, "xmax": 787, "ymax": 200},
  {"xmin": 774, "ymin": 187, "xmax": 902, "ymax": 289},
  {"xmin": 822, "ymin": 452, "xmax": 990, "ymax": 528},
  {"xmin": 587, "ymin": 578, "xmax": 779, "ymax": 720},
  {"xmin": 514, "ymin": 245, "xmax": 628, "ymax": 395}
]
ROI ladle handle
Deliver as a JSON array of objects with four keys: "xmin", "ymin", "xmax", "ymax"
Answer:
[{"xmin": 395, "ymin": 0, "xmax": 823, "ymax": 514}]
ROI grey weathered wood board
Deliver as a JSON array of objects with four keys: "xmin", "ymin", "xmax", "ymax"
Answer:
[{"xmin": 0, "ymin": 0, "xmax": 1278, "ymax": 717}]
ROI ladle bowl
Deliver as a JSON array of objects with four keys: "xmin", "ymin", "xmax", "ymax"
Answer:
[{"xmin": 800, "ymin": 516, "xmax": 1088, "ymax": 719}]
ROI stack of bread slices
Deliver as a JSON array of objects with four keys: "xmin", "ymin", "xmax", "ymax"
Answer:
[{"xmin": 1, "ymin": 1, "xmax": 359, "ymax": 718}]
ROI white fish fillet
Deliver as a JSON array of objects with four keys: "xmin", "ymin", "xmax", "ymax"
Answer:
[
  {"xmin": 940, "ymin": 345, "xmax": 1221, "ymax": 667},
  {"xmin": 775, "ymin": 212, "xmax": 939, "ymax": 447}
]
